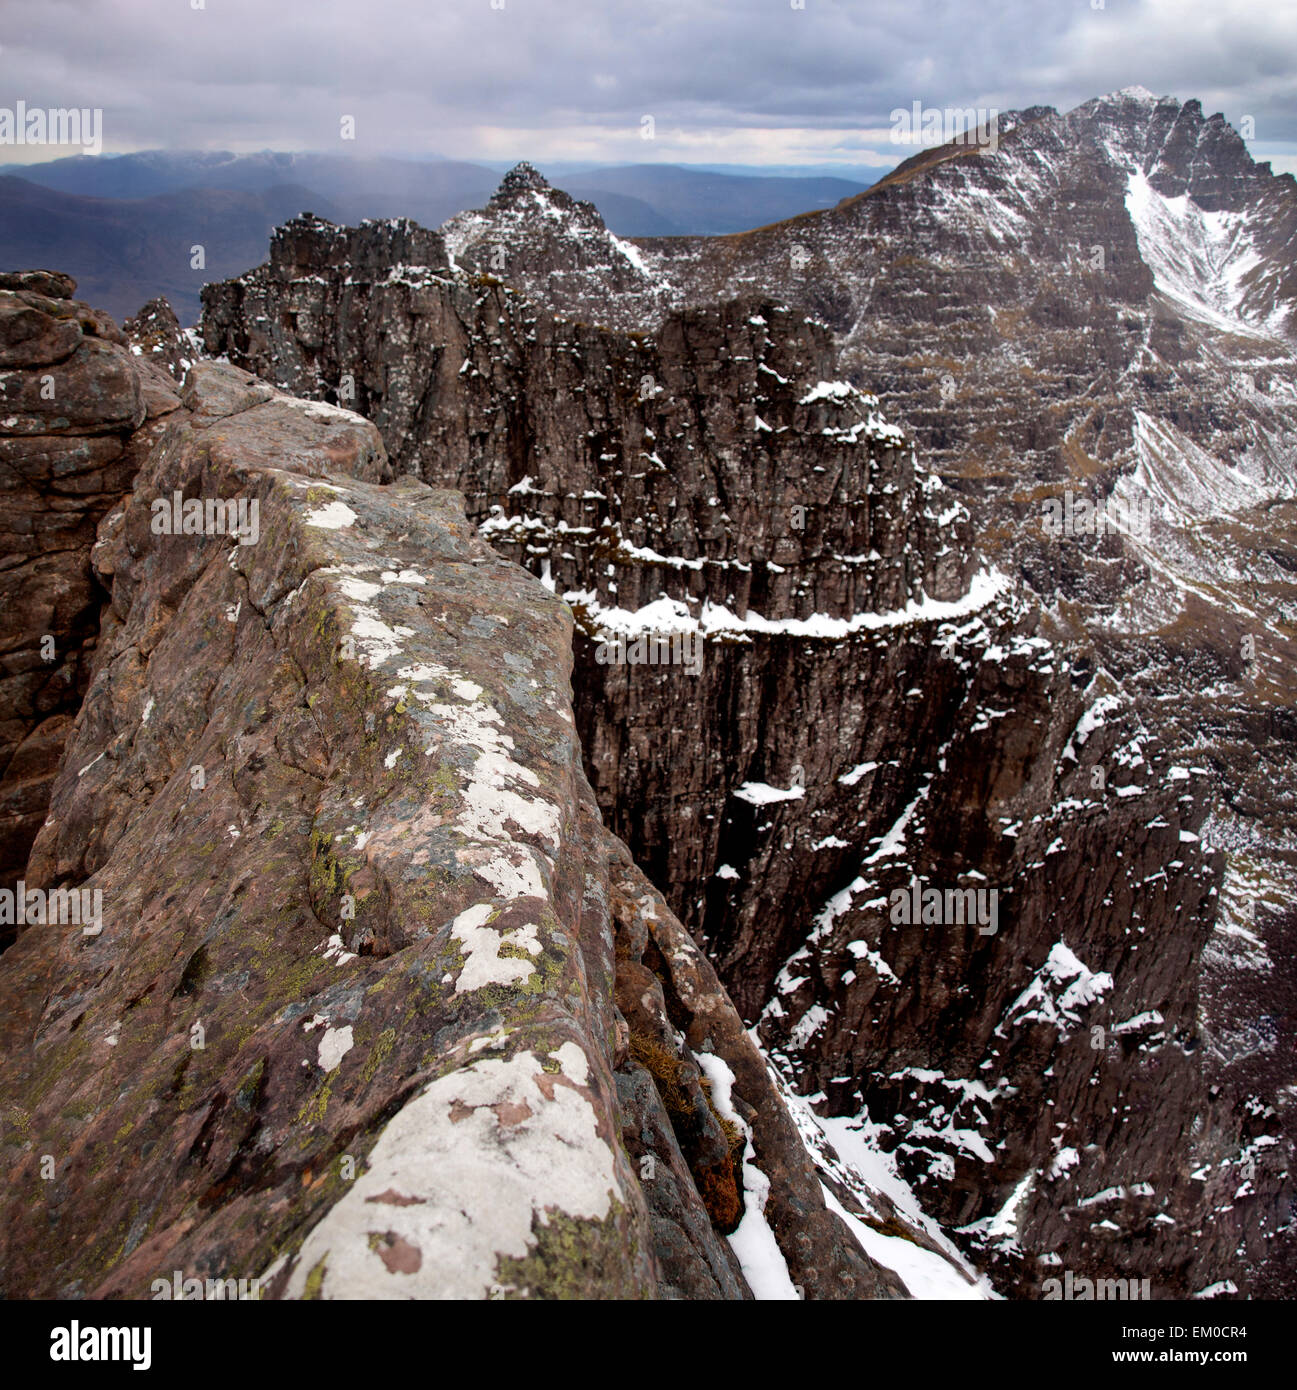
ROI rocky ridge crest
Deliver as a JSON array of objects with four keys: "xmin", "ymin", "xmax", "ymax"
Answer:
[{"xmin": 0, "ymin": 341, "xmax": 920, "ymax": 1299}]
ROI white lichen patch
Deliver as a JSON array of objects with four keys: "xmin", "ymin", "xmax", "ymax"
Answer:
[
  {"xmin": 425, "ymin": 701, "xmax": 558, "ymax": 844},
  {"xmin": 310, "ymin": 566, "xmax": 419, "ymax": 669},
  {"xmin": 450, "ymin": 902, "xmax": 542, "ymax": 994},
  {"xmin": 457, "ymin": 842, "xmax": 551, "ymax": 901},
  {"xmin": 349, "ymin": 612, "xmax": 416, "ymax": 669},
  {"xmin": 304, "ymin": 501, "xmax": 359, "ymax": 530},
  {"xmin": 550, "ymin": 1040, "xmax": 589, "ymax": 1086},
  {"xmin": 390, "ymin": 664, "xmax": 564, "ymax": 902},
  {"xmin": 391, "ymin": 662, "xmax": 483, "ymax": 704},
  {"xmin": 274, "ymin": 1044, "xmax": 621, "ymax": 1298},
  {"xmin": 336, "ymin": 576, "xmax": 383, "ymax": 604},
  {"xmin": 317, "ymin": 1024, "xmax": 354, "ymax": 1073}
]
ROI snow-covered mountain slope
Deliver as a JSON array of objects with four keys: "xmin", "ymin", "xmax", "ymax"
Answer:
[{"xmin": 440, "ymin": 161, "xmax": 681, "ymax": 333}]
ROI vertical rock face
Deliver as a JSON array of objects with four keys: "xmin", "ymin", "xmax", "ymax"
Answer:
[
  {"xmin": 199, "ymin": 94, "xmax": 1295, "ymax": 1299},
  {"xmin": 617, "ymin": 88, "xmax": 1297, "ymax": 1298},
  {"xmin": 200, "ymin": 212, "xmax": 1003, "ymax": 1014},
  {"xmin": 0, "ymin": 359, "xmax": 899, "ymax": 1300},
  {"xmin": 0, "ymin": 272, "xmax": 182, "ymax": 933}
]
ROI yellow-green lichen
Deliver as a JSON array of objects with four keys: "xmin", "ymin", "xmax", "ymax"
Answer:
[
  {"xmin": 360, "ymin": 1027, "xmax": 396, "ymax": 1085},
  {"xmin": 302, "ymin": 1255, "xmax": 328, "ymax": 1300},
  {"xmin": 492, "ymin": 1206, "xmax": 649, "ymax": 1300}
]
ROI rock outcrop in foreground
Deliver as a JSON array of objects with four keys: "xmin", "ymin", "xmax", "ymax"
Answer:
[
  {"xmin": 0, "ymin": 353, "xmax": 904, "ymax": 1299},
  {"xmin": 0, "ymin": 272, "xmax": 182, "ymax": 934}
]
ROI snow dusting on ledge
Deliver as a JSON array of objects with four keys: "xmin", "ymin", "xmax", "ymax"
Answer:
[{"xmin": 566, "ymin": 568, "xmax": 1009, "ymax": 644}]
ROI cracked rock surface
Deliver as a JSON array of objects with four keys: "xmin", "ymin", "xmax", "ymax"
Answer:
[
  {"xmin": 0, "ymin": 270, "xmax": 182, "ymax": 930},
  {"xmin": 0, "ymin": 359, "xmax": 896, "ymax": 1300}
]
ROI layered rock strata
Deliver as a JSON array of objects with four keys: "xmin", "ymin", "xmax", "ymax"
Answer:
[
  {"xmin": 0, "ymin": 359, "xmax": 900, "ymax": 1300},
  {"xmin": 0, "ymin": 271, "xmax": 182, "ymax": 935}
]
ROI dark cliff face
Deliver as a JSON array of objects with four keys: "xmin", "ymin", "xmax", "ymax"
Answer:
[
  {"xmin": 198, "ymin": 90, "xmax": 1294, "ymax": 1299},
  {"xmin": 623, "ymin": 89, "xmax": 1297, "ymax": 1297},
  {"xmin": 425, "ymin": 91, "xmax": 1297, "ymax": 1298},
  {"xmin": 0, "ymin": 271, "xmax": 183, "ymax": 930}
]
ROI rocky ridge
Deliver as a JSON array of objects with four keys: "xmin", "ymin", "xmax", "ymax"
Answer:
[
  {"xmin": 195, "ymin": 125, "xmax": 1275, "ymax": 1298},
  {"xmin": 0, "ymin": 345, "xmax": 927, "ymax": 1299}
]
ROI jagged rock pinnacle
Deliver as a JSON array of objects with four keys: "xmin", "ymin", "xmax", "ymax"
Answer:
[
  {"xmin": 1113, "ymin": 84, "xmax": 1160, "ymax": 101},
  {"xmin": 493, "ymin": 161, "xmax": 552, "ymax": 200}
]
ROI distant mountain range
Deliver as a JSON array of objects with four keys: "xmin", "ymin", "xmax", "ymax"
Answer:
[
  {"xmin": 0, "ymin": 177, "xmax": 342, "ymax": 327},
  {"xmin": 0, "ymin": 151, "xmax": 870, "ymax": 322}
]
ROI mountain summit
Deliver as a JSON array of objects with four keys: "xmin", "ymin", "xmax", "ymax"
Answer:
[
  {"xmin": 440, "ymin": 162, "xmax": 675, "ymax": 330},
  {"xmin": 489, "ymin": 159, "xmax": 555, "ymax": 200}
]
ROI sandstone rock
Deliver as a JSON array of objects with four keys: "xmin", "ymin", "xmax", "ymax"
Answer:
[
  {"xmin": 0, "ymin": 290, "xmax": 83, "ymax": 367},
  {"xmin": 0, "ymin": 280, "xmax": 183, "ymax": 928},
  {"xmin": 0, "ymin": 361, "xmax": 894, "ymax": 1300},
  {"xmin": 0, "ymin": 336, "xmax": 144, "ymax": 436},
  {"xmin": 0, "ymin": 270, "xmax": 79, "ymax": 301}
]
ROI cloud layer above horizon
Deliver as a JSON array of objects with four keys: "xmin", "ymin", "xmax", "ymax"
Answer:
[{"xmin": 2, "ymin": 0, "xmax": 1294, "ymax": 173}]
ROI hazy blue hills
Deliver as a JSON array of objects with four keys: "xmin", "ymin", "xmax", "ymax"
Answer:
[{"xmin": 0, "ymin": 151, "xmax": 871, "ymax": 321}]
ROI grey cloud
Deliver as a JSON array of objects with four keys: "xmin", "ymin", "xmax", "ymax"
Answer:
[{"xmin": 0, "ymin": 0, "xmax": 1292, "ymax": 161}]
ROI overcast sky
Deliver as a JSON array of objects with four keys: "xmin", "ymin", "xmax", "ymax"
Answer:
[{"xmin": 2, "ymin": 0, "xmax": 1294, "ymax": 174}]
